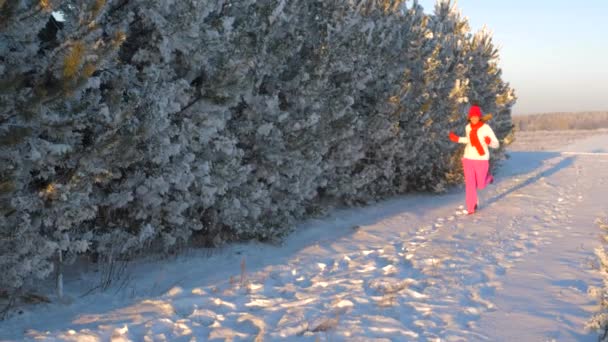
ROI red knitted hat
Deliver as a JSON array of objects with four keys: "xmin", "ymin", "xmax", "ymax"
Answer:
[{"xmin": 468, "ymin": 105, "xmax": 482, "ymax": 119}]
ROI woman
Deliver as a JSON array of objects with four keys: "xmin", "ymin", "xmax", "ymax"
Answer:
[{"xmin": 449, "ymin": 104, "xmax": 499, "ymax": 214}]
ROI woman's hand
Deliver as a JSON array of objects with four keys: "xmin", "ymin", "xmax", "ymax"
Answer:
[{"xmin": 449, "ymin": 132, "xmax": 459, "ymax": 143}]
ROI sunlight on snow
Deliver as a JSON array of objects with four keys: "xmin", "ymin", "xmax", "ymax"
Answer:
[
  {"xmin": 244, "ymin": 298, "xmax": 277, "ymax": 309},
  {"xmin": 72, "ymin": 300, "xmax": 175, "ymax": 325},
  {"xmin": 208, "ymin": 327, "xmax": 249, "ymax": 340},
  {"xmin": 164, "ymin": 286, "xmax": 183, "ymax": 297},
  {"xmin": 247, "ymin": 282, "xmax": 264, "ymax": 292},
  {"xmin": 191, "ymin": 288, "xmax": 206, "ymax": 295},
  {"xmin": 279, "ymin": 297, "xmax": 318, "ymax": 308},
  {"xmin": 355, "ymin": 264, "xmax": 377, "ymax": 273},
  {"xmin": 57, "ymin": 329, "xmax": 101, "ymax": 342},
  {"xmin": 211, "ymin": 298, "xmax": 237, "ymax": 310}
]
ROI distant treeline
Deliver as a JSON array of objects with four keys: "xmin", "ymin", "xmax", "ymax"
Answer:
[{"xmin": 514, "ymin": 112, "xmax": 608, "ymax": 131}]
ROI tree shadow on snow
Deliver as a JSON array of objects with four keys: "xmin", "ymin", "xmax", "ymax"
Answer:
[
  {"xmin": 498, "ymin": 151, "xmax": 564, "ymax": 177},
  {"xmin": 485, "ymin": 152, "xmax": 575, "ymax": 208}
]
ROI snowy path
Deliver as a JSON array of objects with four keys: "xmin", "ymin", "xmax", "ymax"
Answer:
[
  {"xmin": 474, "ymin": 135, "xmax": 608, "ymax": 341},
  {"xmin": 2, "ymin": 134, "xmax": 607, "ymax": 341}
]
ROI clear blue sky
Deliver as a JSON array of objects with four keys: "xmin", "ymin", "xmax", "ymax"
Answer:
[{"xmin": 416, "ymin": 0, "xmax": 608, "ymax": 115}]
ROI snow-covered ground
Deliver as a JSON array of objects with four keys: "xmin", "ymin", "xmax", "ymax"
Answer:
[
  {"xmin": 509, "ymin": 128, "xmax": 608, "ymax": 152},
  {"xmin": 2, "ymin": 132, "xmax": 608, "ymax": 341}
]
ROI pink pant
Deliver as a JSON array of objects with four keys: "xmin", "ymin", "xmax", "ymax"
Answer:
[{"xmin": 462, "ymin": 158, "xmax": 493, "ymax": 213}]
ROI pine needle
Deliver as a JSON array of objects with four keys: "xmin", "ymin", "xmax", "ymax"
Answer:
[
  {"xmin": 91, "ymin": 0, "xmax": 106, "ymax": 17},
  {"xmin": 39, "ymin": 0, "xmax": 51, "ymax": 11},
  {"xmin": 63, "ymin": 41, "xmax": 85, "ymax": 80},
  {"xmin": 0, "ymin": 181, "xmax": 15, "ymax": 194},
  {"xmin": 112, "ymin": 31, "xmax": 127, "ymax": 48},
  {"xmin": 83, "ymin": 63, "xmax": 97, "ymax": 78}
]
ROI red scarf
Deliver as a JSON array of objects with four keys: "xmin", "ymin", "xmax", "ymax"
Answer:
[{"xmin": 469, "ymin": 121, "xmax": 485, "ymax": 156}]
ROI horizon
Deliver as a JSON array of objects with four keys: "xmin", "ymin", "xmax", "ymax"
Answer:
[
  {"xmin": 416, "ymin": 0, "xmax": 608, "ymax": 116},
  {"xmin": 513, "ymin": 110, "xmax": 608, "ymax": 116}
]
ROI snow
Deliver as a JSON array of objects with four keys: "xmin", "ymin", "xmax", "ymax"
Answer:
[{"xmin": 2, "ymin": 132, "xmax": 608, "ymax": 341}]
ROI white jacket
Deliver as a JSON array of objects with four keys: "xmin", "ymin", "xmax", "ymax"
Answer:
[{"xmin": 457, "ymin": 123, "xmax": 499, "ymax": 160}]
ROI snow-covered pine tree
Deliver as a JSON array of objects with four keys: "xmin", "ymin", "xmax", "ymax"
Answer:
[
  {"xmin": 0, "ymin": 0, "xmax": 516, "ymax": 297},
  {"xmin": 416, "ymin": 0, "xmax": 473, "ymax": 190},
  {"xmin": 315, "ymin": 1, "xmax": 408, "ymax": 203},
  {"xmin": 0, "ymin": 0, "xmax": 128, "ymax": 293},
  {"xmin": 98, "ymin": 0, "xmax": 334, "ymax": 247},
  {"xmin": 216, "ymin": 0, "xmax": 332, "ymax": 239},
  {"xmin": 389, "ymin": 1, "xmax": 437, "ymax": 193}
]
